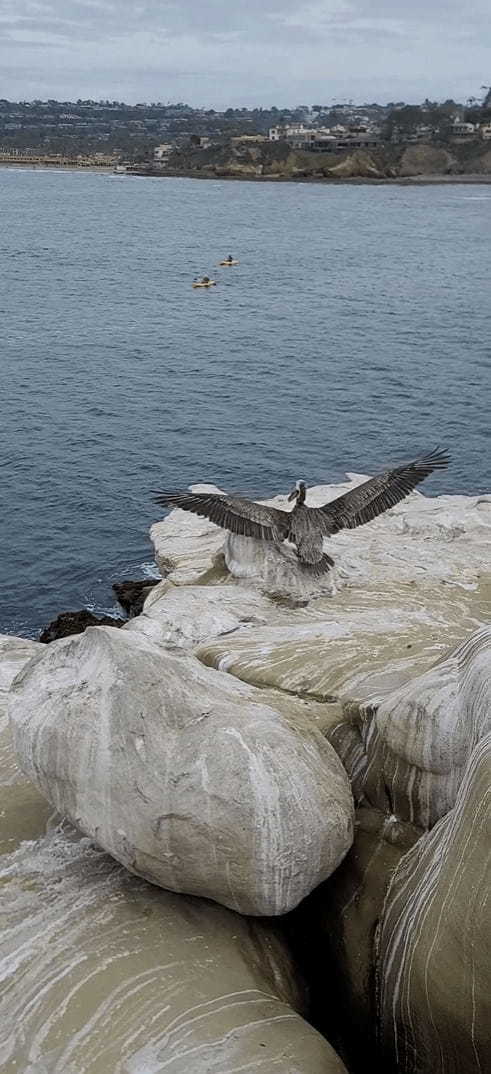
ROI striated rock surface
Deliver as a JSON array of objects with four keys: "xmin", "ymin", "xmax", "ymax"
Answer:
[
  {"xmin": 327, "ymin": 150, "xmax": 382, "ymax": 178},
  {"xmin": 1, "ymin": 829, "xmax": 348, "ymax": 1074},
  {"xmin": 286, "ymin": 628, "xmax": 491, "ymax": 1074},
  {"xmin": 124, "ymin": 578, "xmax": 274, "ymax": 648},
  {"xmin": 301, "ymin": 627, "xmax": 491, "ymax": 1073},
  {"xmin": 168, "ymin": 137, "xmax": 491, "ymax": 181},
  {"xmin": 0, "ymin": 638, "xmax": 348, "ymax": 1074},
  {"xmin": 377, "ymin": 731, "xmax": 491, "ymax": 1074},
  {"xmin": 151, "ymin": 478, "xmax": 491, "ymax": 706},
  {"xmin": 9, "ymin": 625, "xmax": 354, "ymax": 916},
  {"xmin": 333, "ymin": 626, "xmax": 491, "ymax": 828},
  {"xmin": 296, "ymin": 805, "xmax": 421, "ymax": 1071},
  {"xmin": 5, "ymin": 473, "xmax": 490, "ymax": 1073},
  {"xmin": 0, "ymin": 634, "xmax": 54, "ymax": 853},
  {"xmin": 149, "ymin": 482, "xmax": 490, "ymax": 1074}
]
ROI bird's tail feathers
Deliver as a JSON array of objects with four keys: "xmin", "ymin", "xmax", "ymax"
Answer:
[{"xmin": 299, "ymin": 553, "xmax": 335, "ymax": 577}]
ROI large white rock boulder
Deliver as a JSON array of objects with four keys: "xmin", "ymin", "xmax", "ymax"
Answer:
[
  {"xmin": 377, "ymin": 730, "xmax": 491, "ymax": 1074},
  {"xmin": 290, "ymin": 627, "xmax": 491, "ymax": 1073},
  {"xmin": 0, "ymin": 824, "xmax": 348, "ymax": 1073},
  {"xmin": 124, "ymin": 578, "xmax": 273, "ymax": 648},
  {"xmin": 0, "ymin": 636, "xmax": 348, "ymax": 1074},
  {"xmin": 333, "ymin": 626, "xmax": 491, "ymax": 828},
  {"xmin": 9, "ymin": 625, "xmax": 353, "ymax": 916},
  {"xmin": 0, "ymin": 634, "xmax": 54, "ymax": 853}
]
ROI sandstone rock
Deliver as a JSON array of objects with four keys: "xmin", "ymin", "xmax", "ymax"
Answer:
[
  {"xmin": 377, "ymin": 731, "xmax": 491, "ymax": 1074},
  {"xmin": 0, "ymin": 634, "xmax": 53, "ymax": 853},
  {"xmin": 224, "ymin": 532, "xmax": 336, "ymax": 600},
  {"xmin": 332, "ymin": 626, "xmax": 491, "ymax": 828},
  {"xmin": 398, "ymin": 144, "xmax": 456, "ymax": 176},
  {"xmin": 467, "ymin": 147, "xmax": 491, "ymax": 173},
  {"xmin": 0, "ymin": 828, "xmax": 349, "ymax": 1073},
  {"xmin": 39, "ymin": 609, "xmax": 124, "ymax": 642},
  {"xmin": 289, "ymin": 628, "xmax": 490, "ymax": 1073},
  {"xmin": 9, "ymin": 625, "xmax": 354, "ymax": 916},
  {"xmin": 293, "ymin": 627, "xmax": 491, "ymax": 1073},
  {"xmin": 151, "ymin": 480, "xmax": 490, "ymax": 708},
  {"xmin": 0, "ymin": 635, "xmax": 39, "ymax": 719},
  {"xmin": 296, "ymin": 805, "xmax": 421, "ymax": 1071},
  {"xmin": 0, "ymin": 646, "xmax": 348, "ymax": 1074},
  {"xmin": 328, "ymin": 151, "xmax": 382, "ymax": 178},
  {"xmin": 124, "ymin": 578, "xmax": 272, "ymax": 648}
]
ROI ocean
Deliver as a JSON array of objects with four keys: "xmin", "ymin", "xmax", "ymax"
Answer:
[{"xmin": 1, "ymin": 167, "xmax": 489, "ymax": 637}]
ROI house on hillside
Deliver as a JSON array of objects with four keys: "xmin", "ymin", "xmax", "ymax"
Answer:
[
  {"xmin": 154, "ymin": 143, "xmax": 173, "ymax": 163},
  {"xmin": 451, "ymin": 120, "xmax": 477, "ymax": 138}
]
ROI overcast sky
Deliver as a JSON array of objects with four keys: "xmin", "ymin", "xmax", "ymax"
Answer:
[{"xmin": 1, "ymin": 0, "xmax": 489, "ymax": 107}]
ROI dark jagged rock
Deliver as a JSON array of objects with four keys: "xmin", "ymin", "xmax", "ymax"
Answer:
[
  {"xmin": 112, "ymin": 578, "xmax": 160, "ymax": 617},
  {"xmin": 39, "ymin": 610, "xmax": 125, "ymax": 643}
]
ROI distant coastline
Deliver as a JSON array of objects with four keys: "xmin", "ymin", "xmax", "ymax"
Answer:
[
  {"xmin": 2, "ymin": 162, "xmax": 491, "ymax": 185},
  {"xmin": 128, "ymin": 168, "xmax": 491, "ymax": 186}
]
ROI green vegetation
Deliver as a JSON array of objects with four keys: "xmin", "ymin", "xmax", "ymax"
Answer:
[{"xmin": 1, "ymin": 93, "xmax": 489, "ymax": 167}]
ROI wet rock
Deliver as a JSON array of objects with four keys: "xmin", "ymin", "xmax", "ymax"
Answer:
[
  {"xmin": 9, "ymin": 625, "xmax": 354, "ymax": 916},
  {"xmin": 39, "ymin": 609, "xmax": 125, "ymax": 643},
  {"xmin": 112, "ymin": 577, "xmax": 160, "ymax": 617}
]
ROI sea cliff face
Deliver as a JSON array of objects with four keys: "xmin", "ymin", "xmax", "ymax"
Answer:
[
  {"xmin": 161, "ymin": 139, "xmax": 491, "ymax": 182},
  {"xmin": 3, "ymin": 475, "xmax": 491, "ymax": 1072}
]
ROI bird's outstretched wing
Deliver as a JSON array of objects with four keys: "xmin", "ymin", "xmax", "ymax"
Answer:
[
  {"xmin": 317, "ymin": 448, "xmax": 450, "ymax": 533},
  {"xmin": 152, "ymin": 490, "xmax": 290, "ymax": 542}
]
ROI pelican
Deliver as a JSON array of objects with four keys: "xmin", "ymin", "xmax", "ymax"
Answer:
[{"xmin": 153, "ymin": 448, "xmax": 449, "ymax": 576}]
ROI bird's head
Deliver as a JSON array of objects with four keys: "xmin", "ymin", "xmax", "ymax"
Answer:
[{"xmin": 288, "ymin": 480, "xmax": 306, "ymax": 504}]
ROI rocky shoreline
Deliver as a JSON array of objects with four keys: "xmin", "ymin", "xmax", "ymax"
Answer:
[
  {"xmin": 1, "ymin": 473, "xmax": 490, "ymax": 1072},
  {"xmin": 132, "ymin": 139, "xmax": 491, "ymax": 185},
  {"xmin": 133, "ymin": 167, "xmax": 491, "ymax": 185}
]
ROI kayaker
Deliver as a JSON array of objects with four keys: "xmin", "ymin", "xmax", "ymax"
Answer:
[
  {"xmin": 202, "ymin": 276, "xmax": 210, "ymax": 283},
  {"xmin": 226, "ymin": 255, "xmax": 233, "ymax": 262}
]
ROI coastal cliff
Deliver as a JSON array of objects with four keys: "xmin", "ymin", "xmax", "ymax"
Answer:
[
  {"xmin": 2, "ymin": 475, "xmax": 490, "ymax": 1072},
  {"xmin": 152, "ymin": 139, "xmax": 491, "ymax": 182}
]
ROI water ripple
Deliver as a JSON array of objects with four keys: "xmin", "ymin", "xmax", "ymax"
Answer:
[{"xmin": 1, "ymin": 169, "xmax": 489, "ymax": 636}]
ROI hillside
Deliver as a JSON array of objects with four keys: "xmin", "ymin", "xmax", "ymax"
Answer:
[{"xmin": 156, "ymin": 138, "xmax": 491, "ymax": 181}]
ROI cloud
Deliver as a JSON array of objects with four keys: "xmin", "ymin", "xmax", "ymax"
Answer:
[{"xmin": 0, "ymin": 0, "xmax": 489, "ymax": 104}]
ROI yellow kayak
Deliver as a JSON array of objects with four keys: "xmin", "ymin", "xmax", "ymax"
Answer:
[
  {"xmin": 192, "ymin": 280, "xmax": 217, "ymax": 288},
  {"xmin": 219, "ymin": 260, "xmax": 239, "ymax": 266}
]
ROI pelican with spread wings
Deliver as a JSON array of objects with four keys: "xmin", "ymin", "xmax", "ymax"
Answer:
[{"xmin": 153, "ymin": 449, "xmax": 449, "ymax": 576}]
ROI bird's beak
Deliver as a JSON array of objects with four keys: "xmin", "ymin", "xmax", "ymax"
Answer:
[{"xmin": 287, "ymin": 488, "xmax": 298, "ymax": 502}]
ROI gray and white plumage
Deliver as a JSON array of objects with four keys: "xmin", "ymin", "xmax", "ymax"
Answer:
[{"xmin": 152, "ymin": 448, "xmax": 449, "ymax": 575}]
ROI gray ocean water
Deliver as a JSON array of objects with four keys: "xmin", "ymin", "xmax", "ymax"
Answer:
[{"xmin": 1, "ymin": 167, "xmax": 489, "ymax": 637}]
